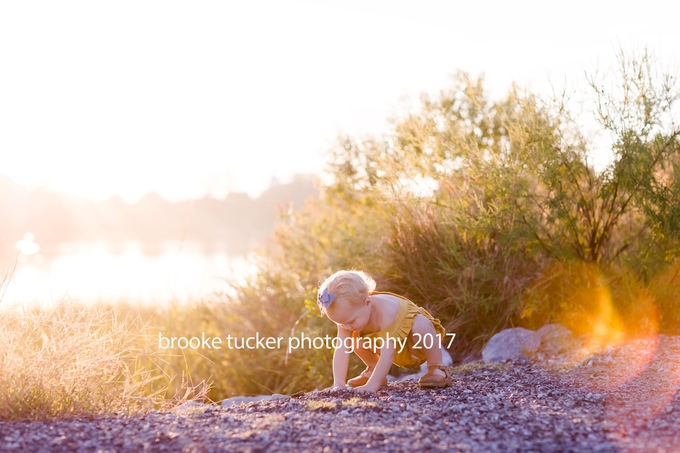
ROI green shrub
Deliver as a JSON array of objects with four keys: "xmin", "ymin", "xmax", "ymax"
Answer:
[
  {"xmin": 217, "ymin": 51, "xmax": 679, "ymax": 381},
  {"xmin": 649, "ymin": 259, "xmax": 680, "ymax": 333}
]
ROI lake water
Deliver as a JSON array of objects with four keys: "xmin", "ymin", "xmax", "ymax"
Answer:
[{"xmin": 1, "ymin": 241, "xmax": 255, "ymax": 306}]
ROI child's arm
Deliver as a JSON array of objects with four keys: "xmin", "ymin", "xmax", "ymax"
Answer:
[
  {"xmin": 355, "ymin": 342, "xmax": 396, "ymax": 394},
  {"xmin": 331, "ymin": 326, "xmax": 352, "ymax": 388}
]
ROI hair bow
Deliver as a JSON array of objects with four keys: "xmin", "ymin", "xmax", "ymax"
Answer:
[{"xmin": 317, "ymin": 287, "xmax": 336, "ymax": 311}]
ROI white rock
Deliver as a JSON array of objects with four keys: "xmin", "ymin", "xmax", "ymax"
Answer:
[
  {"xmin": 482, "ymin": 327, "xmax": 540, "ymax": 363},
  {"xmin": 220, "ymin": 395, "xmax": 270, "ymax": 408},
  {"xmin": 172, "ymin": 401, "xmax": 209, "ymax": 412},
  {"xmin": 535, "ymin": 324, "xmax": 577, "ymax": 355}
]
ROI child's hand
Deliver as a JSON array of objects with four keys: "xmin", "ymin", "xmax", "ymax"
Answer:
[{"xmin": 353, "ymin": 385, "xmax": 379, "ymax": 394}]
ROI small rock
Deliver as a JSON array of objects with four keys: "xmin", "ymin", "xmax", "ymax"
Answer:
[
  {"xmin": 173, "ymin": 401, "xmax": 208, "ymax": 412},
  {"xmin": 221, "ymin": 395, "xmax": 270, "ymax": 408}
]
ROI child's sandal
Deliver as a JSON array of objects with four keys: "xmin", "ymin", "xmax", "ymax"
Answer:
[
  {"xmin": 347, "ymin": 367, "xmax": 388, "ymax": 388},
  {"xmin": 419, "ymin": 364, "xmax": 453, "ymax": 389}
]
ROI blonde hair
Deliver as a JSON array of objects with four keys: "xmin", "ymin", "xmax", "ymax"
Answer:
[{"xmin": 318, "ymin": 270, "xmax": 376, "ymax": 314}]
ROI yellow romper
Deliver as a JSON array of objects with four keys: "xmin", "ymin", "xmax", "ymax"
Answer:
[{"xmin": 361, "ymin": 291, "xmax": 446, "ymax": 368}]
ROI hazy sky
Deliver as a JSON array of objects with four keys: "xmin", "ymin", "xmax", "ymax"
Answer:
[{"xmin": 1, "ymin": 0, "xmax": 678, "ymax": 202}]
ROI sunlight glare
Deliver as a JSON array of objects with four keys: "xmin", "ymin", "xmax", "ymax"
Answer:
[
  {"xmin": 4, "ymin": 241, "xmax": 255, "ymax": 307},
  {"xmin": 524, "ymin": 262, "xmax": 659, "ymax": 387},
  {"xmin": 15, "ymin": 232, "xmax": 40, "ymax": 255}
]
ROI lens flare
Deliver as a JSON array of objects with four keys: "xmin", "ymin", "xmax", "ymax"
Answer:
[
  {"xmin": 523, "ymin": 262, "xmax": 659, "ymax": 387},
  {"xmin": 15, "ymin": 232, "xmax": 40, "ymax": 256},
  {"xmin": 523, "ymin": 261, "xmax": 680, "ymax": 447},
  {"xmin": 600, "ymin": 336, "xmax": 680, "ymax": 450},
  {"xmin": 628, "ymin": 260, "xmax": 680, "ymax": 421}
]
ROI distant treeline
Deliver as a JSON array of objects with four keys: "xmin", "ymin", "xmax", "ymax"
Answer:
[{"xmin": 0, "ymin": 174, "xmax": 318, "ymax": 255}]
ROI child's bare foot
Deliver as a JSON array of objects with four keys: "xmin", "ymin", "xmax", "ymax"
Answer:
[
  {"xmin": 347, "ymin": 368, "xmax": 387, "ymax": 388},
  {"xmin": 347, "ymin": 368, "xmax": 372, "ymax": 387},
  {"xmin": 353, "ymin": 384, "xmax": 378, "ymax": 394}
]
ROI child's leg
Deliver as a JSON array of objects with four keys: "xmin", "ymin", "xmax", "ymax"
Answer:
[
  {"xmin": 346, "ymin": 331, "xmax": 384, "ymax": 387},
  {"xmin": 352, "ymin": 331, "xmax": 380, "ymax": 371},
  {"xmin": 407, "ymin": 314, "xmax": 446, "ymax": 377}
]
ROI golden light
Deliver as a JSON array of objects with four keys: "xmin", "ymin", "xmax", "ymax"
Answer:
[
  {"xmin": 584, "ymin": 278, "xmax": 626, "ymax": 352},
  {"xmin": 624, "ymin": 260, "xmax": 680, "ymax": 420},
  {"xmin": 522, "ymin": 261, "xmax": 659, "ymax": 388}
]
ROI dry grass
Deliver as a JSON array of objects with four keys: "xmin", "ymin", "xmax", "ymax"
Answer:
[
  {"xmin": 304, "ymin": 400, "xmax": 337, "ymax": 411},
  {"xmin": 450, "ymin": 361, "xmax": 507, "ymax": 374},
  {"xmin": 0, "ymin": 301, "xmax": 209, "ymax": 421},
  {"xmin": 341, "ymin": 397, "xmax": 377, "ymax": 408}
]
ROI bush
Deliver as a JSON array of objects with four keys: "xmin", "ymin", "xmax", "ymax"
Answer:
[
  {"xmin": 217, "ymin": 51, "xmax": 679, "ymax": 385},
  {"xmin": 649, "ymin": 259, "xmax": 680, "ymax": 333},
  {"xmin": 382, "ymin": 202, "xmax": 541, "ymax": 361}
]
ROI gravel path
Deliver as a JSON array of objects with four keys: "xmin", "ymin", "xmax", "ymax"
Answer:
[{"xmin": 3, "ymin": 335, "xmax": 680, "ymax": 452}]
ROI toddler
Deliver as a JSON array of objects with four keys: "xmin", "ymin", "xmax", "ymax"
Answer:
[{"xmin": 317, "ymin": 270, "xmax": 453, "ymax": 393}]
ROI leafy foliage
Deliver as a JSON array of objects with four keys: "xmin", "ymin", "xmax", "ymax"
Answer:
[{"xmin": 210, "ymin": 50, "xmax": 680, "ymax": 392}]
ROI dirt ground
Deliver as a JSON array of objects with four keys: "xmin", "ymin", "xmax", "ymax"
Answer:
[{"xmin": 2, "ymin": 335, "xmax": 680, "ymax": 452}]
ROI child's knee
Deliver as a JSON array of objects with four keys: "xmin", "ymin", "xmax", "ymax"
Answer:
[{"xmin": 411, "ymin": 314, "xmax": 436, "ymax": 335}]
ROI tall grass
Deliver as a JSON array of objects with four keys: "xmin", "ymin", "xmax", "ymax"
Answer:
[
  {"xmin": 0, "ymin": 299, "xmax": 208, "ymax": 421},
  {"xmin": 94, "ymin": 284, "xmax": 336, "ymax": 402}
]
